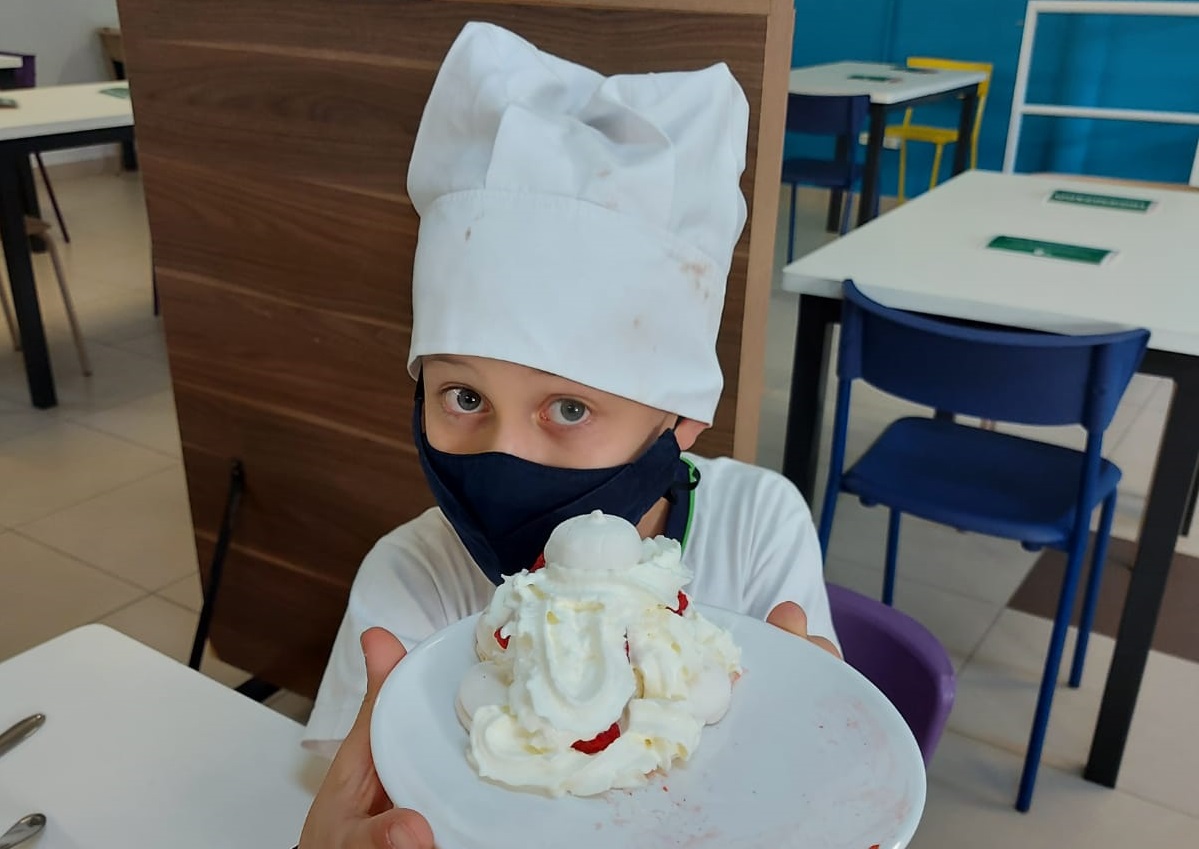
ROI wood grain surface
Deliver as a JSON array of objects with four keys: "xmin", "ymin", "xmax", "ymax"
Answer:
[{"xmin": 117, "ymin": 0, "xmax": 792, "ymax": 696}]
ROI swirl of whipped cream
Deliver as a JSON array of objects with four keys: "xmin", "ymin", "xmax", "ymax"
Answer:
[{"xmin": 458, "ymin": 510, "xmax": 742, "ymax": 797}]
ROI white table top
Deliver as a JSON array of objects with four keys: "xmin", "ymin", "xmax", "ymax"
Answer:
[
  {"xmin": 0, "ymin": 55, "xmax": 21, "ymax": 71},
  {"xmin": 782, "ymin": 170, "xmax": 1199, "ymax": 357},
  {"xmin": 0, "ymin": 82, "xmax": 133, "ymax": 142},
  {"xmin": 788, "ymin": 61, "xmax": 986, "ymax": 105},
  {"xmin": 0, "ymin": 625, "xmax": 321, "ymax": 848}
]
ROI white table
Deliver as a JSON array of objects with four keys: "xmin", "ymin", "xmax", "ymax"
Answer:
[
  {"xmin": 788, "ymin": 61, "xmax": 986, "ymax": 228},
  {"xmin": 779, "ymin": 169, "xmax": 1199, "ymax": 794},
  {"xmin": 0, "ymin": 82, "xmax": 133, "ymax": 142},
  {"xmin": 0, "ymin": 625, "xmax": 321, "ymax": 848},
  {"xmin": 0, "ymin": 82, "xmax": 134, "ymax": 410}
]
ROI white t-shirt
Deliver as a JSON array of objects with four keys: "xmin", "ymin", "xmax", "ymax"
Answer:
[{"xmin": 303, "ymin": 454, "xmax": 836, "ymax": 752}]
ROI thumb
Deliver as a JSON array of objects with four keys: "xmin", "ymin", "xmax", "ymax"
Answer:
[
  {"xmin": 362, "ymin": 627, "xmax": 408, "ymax": 705},
  {"xmin": 337, "ymin": 628, "xmax": 407, "ymax": 764}
]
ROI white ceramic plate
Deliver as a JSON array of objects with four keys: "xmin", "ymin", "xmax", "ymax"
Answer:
[{"xmin": 372, "ymin": 605, "xmax": 926, "ymax": 849}]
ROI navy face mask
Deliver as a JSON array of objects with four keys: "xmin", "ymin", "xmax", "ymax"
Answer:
[{"xmin": 413, "ymin": 384, "xmax": 693, "ymax": 585}]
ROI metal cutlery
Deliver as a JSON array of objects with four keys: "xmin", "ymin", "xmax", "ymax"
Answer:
[
  {"xmin": 0, "ymin": 813, "xmax": 45, "ymax": 849},
  {"xmin": 0, "ymin": 714, "xmax": 44, "ymax": 760}
]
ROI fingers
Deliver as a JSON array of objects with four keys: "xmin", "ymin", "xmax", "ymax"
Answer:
[
  {"xmin": 365, "ymin": 808, "xmax": 435, "ymax": 849},
  {"xmin": 809, "ymin": 635, "xmax": 842, "ymax": 659},
  {"xmin": 767, "ymin": 601, "xmax": 809, "ymax": 638},
  {"xmin": 767, "ymin": 602, "xmax": 842, "ymax": 659}
]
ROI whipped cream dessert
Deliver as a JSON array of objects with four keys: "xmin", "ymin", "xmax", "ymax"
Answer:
[{"xmin": 455, "ymin": 510, "xmax": 742, "ymax": 797}]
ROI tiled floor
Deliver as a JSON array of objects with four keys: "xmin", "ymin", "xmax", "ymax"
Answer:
[{"xmin": 2, "ymin": 171, "xmax": 1196, "ymax": 843}]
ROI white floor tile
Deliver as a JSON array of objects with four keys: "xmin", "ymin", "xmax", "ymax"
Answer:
[
  {"xmin": 0, "ymin": 395, "xmax": 50, "ymax": 445},
  {"xmin": 0, "ymin": 532, "xmax": 143, "ymax": 661},
  {"xmin": 0, "ymin": 420, "xmax": 174, "ymax": 527},
  {"xmin": 913, "ymin": 731, "xmax": 1199, "ymax": 848},
  {"xmin": 1102, "ymin": 650, "xmax": 1199, "ymax": 818},
  {"xmin": 158, "ymin": 572, "xmax": 203, "ymax": 612},
  {"xmin": 67, "ymin": 388, "xmax": 182, "ymax": 457},
  {"xmin": 19, "ymin": 465, "xmax": 198, "ymax": 591},
  {"xmin": 0, "ymin": 339, "xmax": 170, "ymax": 415}
]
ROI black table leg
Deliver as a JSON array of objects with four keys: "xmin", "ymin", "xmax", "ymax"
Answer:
[
  {"xmin": 825, "ymin": 135, "xmax": 850, "ymax": 233},
  {"xmin": 782, "ymin": 294, "xmax": 841, "ymax": 503},
  {"xmin": 825, "ymin": 190, "xmax": 844, "ymax": 233},
  {"xmin": 1084, "ymin": 353, "xmax": 1199, "ymax": 786},
  {"xmin": 0, "ymin": 153, "xmax": 57, "ymax": 408},
  {"xmin": 952, "ymin": 84, "xmax": 979, "ymax": 175},
  {"xmin": 1181, "ymin": 465, "xmax": 1198, "ymax": 537},
  {"xmin": 16, "ymin": 156, "xmax": 46, "ymax": 253},
  {"xmin": 857, "ymin": 102, "xmax": 888, "ymax": 226}
]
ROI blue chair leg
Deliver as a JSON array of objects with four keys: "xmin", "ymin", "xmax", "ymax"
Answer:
[
  {"xmin": 883, "ymin": 509, "xmax": 901, "ymax": 606},
  {"xmin": 787, "ymin": 183, "xmax": 798, "ymax": 263},
  {"xmin": 1069, "ymin": 490, "xmax": 1118, "ymax": 688},
  {"xmin": 1016, "ymin": 533, "xmax": 1090, "ymax": 811},
  {"xmin": 839, "ymin": 190, "xmax": 853, "ymax": 235}
]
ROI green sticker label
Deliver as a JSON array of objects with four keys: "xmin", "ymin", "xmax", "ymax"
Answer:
[
  {"xmin": 99, "ymin": 86, "xmax": 130, "ymax": 99},
  {"xmin": 986, "ymin": 235, "xmax": 1113, "ymax": 266},
  {"xmin": 1049, "ymin": 190, "xmax": 1153, "ymax": 213}
]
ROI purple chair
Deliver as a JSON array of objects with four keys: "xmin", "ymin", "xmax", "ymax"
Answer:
[
  {"xmin": 0, "ymin": 51, "xmax": 71, "ymax": 242},
  {"xmin": 827, "ymin": 582, "xmax": 955, "ymax": 765},
  {"xmin": 781, "ymin": 93, "xmax": 869, "ymax": 260}
]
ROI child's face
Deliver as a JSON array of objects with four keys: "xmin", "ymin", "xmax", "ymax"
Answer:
[{"xmin": 422, "ymin": 355, "xmax": 705, "ymax": 469}]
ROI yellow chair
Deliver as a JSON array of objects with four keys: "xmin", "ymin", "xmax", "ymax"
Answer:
[{"xmin": 887, "ymin": 57, "xmax": 992, "ymax": 201}]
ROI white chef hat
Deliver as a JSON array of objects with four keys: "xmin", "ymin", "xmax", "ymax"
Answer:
[{"xmin": 407, "ymin": 21, "xmax": 749, "ymax": 425}]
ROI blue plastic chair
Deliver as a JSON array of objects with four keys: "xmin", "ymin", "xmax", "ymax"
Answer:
[
  {"xmin": 817, "ymin": 281, "xmax": 1148, "ymax": 812},
  {"xmin": 781, "ymin": 93, "xmax": 868, "ymax": 260}
]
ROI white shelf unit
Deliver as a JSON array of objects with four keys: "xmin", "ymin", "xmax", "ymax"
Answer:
[{"xmin": 1002, "ymin": 1, "xmax": 1199, "ymax": 180}]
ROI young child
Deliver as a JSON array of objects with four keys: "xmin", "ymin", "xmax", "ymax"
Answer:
[{"xmin": 301, "ymin": 16, "xmax": 837, "ymax": 770}]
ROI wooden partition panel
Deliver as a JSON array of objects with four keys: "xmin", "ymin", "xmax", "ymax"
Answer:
[{"xmin": 117, "ymin": 0, "xmax": 793, "ymax": 696}]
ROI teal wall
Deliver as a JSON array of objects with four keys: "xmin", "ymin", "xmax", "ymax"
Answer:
[{"xmin": 790, "ymin": 1, "xmax": 1199, "ymax": 198}]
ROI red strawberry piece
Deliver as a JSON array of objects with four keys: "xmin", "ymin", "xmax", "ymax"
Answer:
[
  {"xmin": 493, "ymin": 627, "xmax": 509, "ymax": 650},
  {"xmin": 571, "ymin": 721, "xmax": 621, "ymax": 754},
  {"xmin": 530, "ymin": 553, "xmax": 546, "ymax": 572},
  {"xmin": 669, "ymin": 591, "xmax": 689, "ymax": 615}
]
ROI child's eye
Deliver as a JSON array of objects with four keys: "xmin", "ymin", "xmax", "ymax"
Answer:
[
  {"xmin": 443, "ymin": 387, "xmax": 487, "ymax": 415},
  {"xmin": 546, "ymin": 398, "xmax": 590, "ymax": 426}
]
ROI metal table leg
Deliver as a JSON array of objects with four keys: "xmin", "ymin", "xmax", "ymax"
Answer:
[
  {"xmin": 951, "ymin": 85, "xmax": 979, "ymax": 175},
  {"xmin": 782, "ymin": 294, "xmax": 841, "ymax": 503},
  {"xmin": 857, "ymin": 103, "xmax": 888, "ymax": 226},
  {"xmin": 0, "ymin": 151, "xmax": 56, "ymax": 408},
  {"xmin": 1085, "ymin": 351, "xmax": 1199, "ymax": 786}
]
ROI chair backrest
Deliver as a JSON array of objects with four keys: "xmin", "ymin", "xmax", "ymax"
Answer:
[
  {"xmin": 784, "ymin": 93, "xmax": 869, "ymax": 187},
  {"xmin": 837, "ymin": 280, "xmax": 1149, "ymax": 432},
  {"xmin": 827, "ymin": 582, "xmax": 955, "ymax": 765},
  {"xmin": 785, "ymin": 92, "xmax": 869, "ymax": 138},
  {"xmin": 907, "ymin": 56, "xmax": 992, "ymax": 99},
  {"xmin": 785, "ymin": 92, "xmax": 869, "ymax": 143},
  {"xmin": 0, "ymin": 52, "xmax": 35, "ymax": 90},
  {"xmin": 906, "ymin": 57, "xmax": 992, "ymax": 147}
]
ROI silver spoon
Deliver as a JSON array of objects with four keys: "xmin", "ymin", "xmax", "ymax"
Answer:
[{"xmin": 0, "ymin": 814, "xmax": 45, "ymax": 849}]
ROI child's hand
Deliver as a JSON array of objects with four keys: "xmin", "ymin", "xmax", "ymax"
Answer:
[
  {"xmin": 767, "ymin": 602, "xmax": 842, "ymax": 660},
  {"xmin": 299, "ymin": 628, "xmax": 435, "ymax": 849}
]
